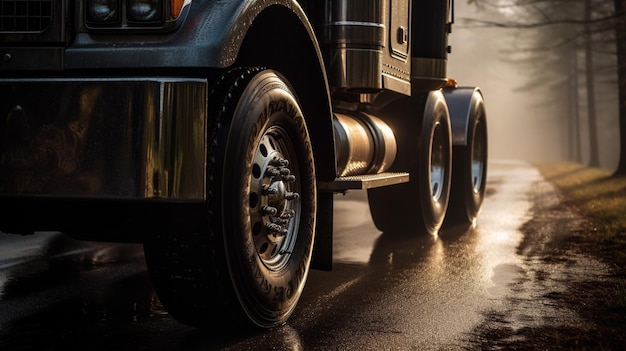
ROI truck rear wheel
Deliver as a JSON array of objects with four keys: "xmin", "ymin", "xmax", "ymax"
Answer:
[
  {"xmin": 144, "ymin": 68, "xmax": 316, "ymax": 328},
  {"xmin": 368, "ymin": 91, "xmax": 452, "ymax": 236},
  {"xmin": 445, "ymin": 89, "xmax": 488, "ymax": 227}
]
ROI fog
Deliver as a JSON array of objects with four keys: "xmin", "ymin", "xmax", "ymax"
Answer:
[{"xmin": 447, "ymin": 1, "xmax": 620, "ymax": 171}]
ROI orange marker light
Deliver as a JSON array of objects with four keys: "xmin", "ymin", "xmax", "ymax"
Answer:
[
  {"xmin": 171, "ymin": 0, "xmax": 186, "ymax": 18},
  {"xmin": 445, "ymin": 78, "xmax": 458, "ymax": 88}
]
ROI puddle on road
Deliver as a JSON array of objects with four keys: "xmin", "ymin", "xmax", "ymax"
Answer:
[
  {"xmin": 475, "ymin": 160, "xmax": 535, "ymax": 299},
  {"xmin": 488, "ymin": 263, "xmax": 526, "ymax": 295}
]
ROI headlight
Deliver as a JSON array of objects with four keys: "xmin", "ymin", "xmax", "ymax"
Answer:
[
  {"xmin": 84, "ymin": 0, "xmax": 191, "ymax": 29},
  {"xmin": 86, "ymin": 0, "xmax": 120, "ymax": 23},
  {"xmin": 127, "ymin": 0, "xmax": 163, "ymax": 22}
]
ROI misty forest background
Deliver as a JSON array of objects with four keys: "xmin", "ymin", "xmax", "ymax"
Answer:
[{"xmin": 447, "ymin": 0, "xmax": 626, "ymax": 174}]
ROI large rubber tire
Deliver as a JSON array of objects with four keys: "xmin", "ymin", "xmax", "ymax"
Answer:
[
  {"xmin": 445, "ymin": 90, "xmax": 488, "ymax": 227},
  {"xmin": 368, "ymin": 91, "xmax": 452, "ymax": 236},
  {"xmin": 143, "ymin": 68, "xmax": 316, "ymax": 328}
]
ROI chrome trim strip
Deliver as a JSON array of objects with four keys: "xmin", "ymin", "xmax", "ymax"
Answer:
[{"xmin": 328, "ymin": 21, "xmax": 385, "ymax": 28}]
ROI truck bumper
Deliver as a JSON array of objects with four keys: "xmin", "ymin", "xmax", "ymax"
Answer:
[
  {"xmin": 1, "ymin": 77, "xmax": 207, "ymax": 200},
  {"xmin": 0, "ymin": 78, "xmax": 207, "ymax": 235}
]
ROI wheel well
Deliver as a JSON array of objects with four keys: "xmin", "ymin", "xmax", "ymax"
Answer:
[{"xmin": 234, "ymin": 5, "xmax": 336, "ymax": 182}]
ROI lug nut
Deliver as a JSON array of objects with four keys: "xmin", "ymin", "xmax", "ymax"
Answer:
[
  {"xmin": 285, "ymin": 192, "xmax": 299, "ymax": 201},
  {"xmin": 262, "ymin": 184, "xmax": 278, "ymax": 195},
  {"xmin": 265, "ymin": 167, "xmax": 280, "ymax": 178},
  {"xmin": 265, "ymin": 222, "xmax": 287, "ymax": 236},
  {"xmin": 274, "ymin": 218, "xmax": 289, "ymax": 225},
  {"xmin": 282, "ymin": 175, "xmax": 296, "ymax": 182},
  {"xmin": 270, "ymin": 157, "xmax": 289, "ymax": 167},
  {"xmin": 262, "ymin": 206, "xmax": 278, "ymax": 216},
  {"xmin": 280, "ymin": 209, "xmax": 295, "ymax": 219}
]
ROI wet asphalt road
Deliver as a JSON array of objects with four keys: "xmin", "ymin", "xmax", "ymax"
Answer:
[{"xmin": 0, "ymin": 160, "xmax": 550, "ymax": 350}]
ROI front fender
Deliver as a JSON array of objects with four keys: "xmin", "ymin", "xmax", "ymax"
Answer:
[{"xmin": 66, "ymin": 0, "xmax": 313, "ymax": 69}]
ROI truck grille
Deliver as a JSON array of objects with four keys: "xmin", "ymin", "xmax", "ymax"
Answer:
[{"xmin": 0, "ymin": 0, "xmax": 54, "ymax": 32}]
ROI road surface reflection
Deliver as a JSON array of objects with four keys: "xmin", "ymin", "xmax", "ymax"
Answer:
[{"xmin": 0, "ymin": 160, "xmax": 544, "ymax": 350}]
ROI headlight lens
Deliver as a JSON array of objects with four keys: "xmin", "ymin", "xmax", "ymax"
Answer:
[
  {"xmin": 86, "ymin": 0, "xmax": 120, "ymax": 22},
  {"xmin": 128, "ymin": 0, "xmax": 163, "ymax": 22}
]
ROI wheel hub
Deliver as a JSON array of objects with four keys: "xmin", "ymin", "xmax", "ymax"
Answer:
[
  {"xmin": 261, "ymin": 158, "xmax": 298, "ymax": 243},
  {"xmin": 267, "ymin": 174, "xmax": 288, "ymax": 215},
  {"xmin": 250, "ymin": 132, "xmax": 300, "ymax": 264}
]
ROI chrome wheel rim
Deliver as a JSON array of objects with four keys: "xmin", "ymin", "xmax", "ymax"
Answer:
[
  {"xmin": 430, "ymin": 122, "xmax": 446, "ymax": 202},
  {"xmin": 471, "ymin": 120, "xmax": 486, "ymax": 194}
]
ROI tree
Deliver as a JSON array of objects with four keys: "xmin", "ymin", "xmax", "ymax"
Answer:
[
  {"xmin": 614, "ymin": 0, "xmax": 626, "ymax": 174},
  {"xmin": 585, "ymin": 0, "xmax": 601, "ymax": 167},
  {"xmin": 463, "ymin": 0, "xmax": 623, "ymax": 171}
]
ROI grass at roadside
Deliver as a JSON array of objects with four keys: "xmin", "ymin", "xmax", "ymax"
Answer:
[
  {"xmin": 534, "ymin": 162, "xmax": 626, "ymax": 272},
  {"xmin": 535, "ymin": 162, "xmax": 626, "ymax": 324}
]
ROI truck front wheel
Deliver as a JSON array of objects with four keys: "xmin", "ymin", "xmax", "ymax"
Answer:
[{"xmin": 144, "ymin": 68, "xmax": 316, "ymax": 328}]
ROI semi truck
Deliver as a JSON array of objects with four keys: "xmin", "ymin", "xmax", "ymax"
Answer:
[{"xmin": 0, "ymin": 0, "xmax": 488, "ymax": 328}]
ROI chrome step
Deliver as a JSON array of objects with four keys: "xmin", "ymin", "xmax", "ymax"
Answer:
[{"xmin": 318, "ymin": 172, "xmax": 409, "ymax": 192}]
